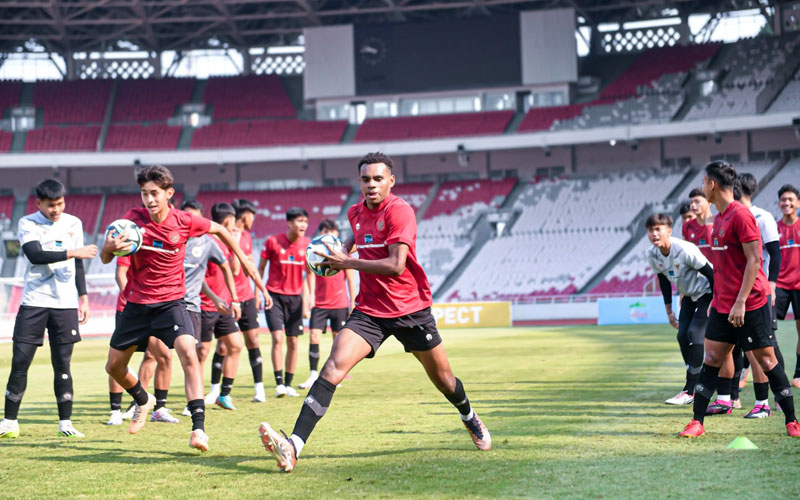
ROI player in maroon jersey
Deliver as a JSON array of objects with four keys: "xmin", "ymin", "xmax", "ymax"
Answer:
[
  {"xmin": 679, "ymin": 202, "xmax": 695, "ymax": 225},
  {"xmin": 299, "ymin": 219, "xmax": 357, "ymax": 389},
  {"xmin": 775, "ymin": 184, "xmax": 800, "ymax": 389},
  {"xmin": 100, "ymin": 165, "xmax": 268, "ymax": 452},
  {"xmin": 682, "ymin": 188, "xmax": 714, "ymax": 262},
  {"xmin": 679, "ymin": 161, "xmax": 800, "ymax": 438},
  {"xmin": 258, "ymin": 152, "xmax": 490, "ymax": 473},
  {"xmin": 257, "ymin": 208, "xmax": 311, "ymax": 399}
]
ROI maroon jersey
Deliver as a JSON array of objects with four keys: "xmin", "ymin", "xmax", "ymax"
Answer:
[
  {"xmin": 777, "ymin": 219, "xmax": 800, "ymax": 290},
  {"xmin": 711, "ymin": 201, "xmax": 770, "ymax": 314},
  {"xmin": 200, "ymin": 235, "xmax": 231, "ymax": 312},
  {"xmin": 682, "ymin": 217, "xmax": 714, "ymax": 263},
  {"xmin": 122, "ymin": 207, "xmax": 210, "ymax": 304},
  {"xmin": 315, "ymin": 271, "xmax": 349, "ymax": 309},
  {"xmin": 115, "ymin": 255, "xmax": 133, "ymax": 313},
  {"xmin": 233, "ymin": 229, "xmax": 255, "ymax": 302},
  {"xmin": 260, "ymin": 233, "xmax": 310, "ymax": 296},
  {"xmin": 348, "ymin": 193, "xmax": 432, "ymax": 318}
]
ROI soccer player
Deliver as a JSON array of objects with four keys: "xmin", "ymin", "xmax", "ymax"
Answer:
[
  {"xmin": 257, "ymin": 207, "xmax": 311, "ymax": 398},
  {"xmin": 645, "ymin": 213, "xmax": 713, "ymax": 406},
  {"xmin": 679, "ymin": 202, "xmax": 695, "ymax": 225},
  {"xmin": 206, "ymin": 199, "xmax": 267, "ymax": 403},
  {"xmin": 682, "ymin": 188, "xmax": 713, "ymax": 262},
  {"xmin": 0, "ymin": 179, "xmax": 96, "ymax": 439},
  {"xmin": 774, "ymin": 184, "xmax": 800, "ymax": 390},
  {"xmin": 101, "ymin": 165, "xmax": 266, "ymax": 452},
  {"xmin": 707, "ymin": 174, "xmax": 783, "ymax": 417},
  {"xmin": 679, "ymin": 161, "xmax": 800, "ymax": 438},
  {"xmin": 258, "ymin": 152, "xmax": 491, "ymax": 473},
  {"xmin": 299, "ymin": 219, "xmax": 358, "ymax": 389},
  {"xmin": 196, "ymin": 203, "xmax": 245, "ymax": 410}
]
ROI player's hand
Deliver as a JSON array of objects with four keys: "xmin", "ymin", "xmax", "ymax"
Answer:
[
  {"xmin": 316, "ymin": 242, "xmax": 350, "ymax": 270},
  {"xmin": 728, "ymin": 300, "xmax": 746, "ymax": 327},
  {"xmin": 214, "ymin": 299, "xmax": 231, "ymax": 315},
  {"xmin": 78, "ymin": 296, "xmax": 90, "ymax": 325},
  {"xmin": 263, "ymin": 292, "xmax": 274, "ymax": 310},
  {"xmin": 232, "ymin": 302, "xmax": 242, "ymax": 321},
  {"xmin": 71, "ymin": 245, "xmax": 98, "ymax": 260},
  {"xmin": 102, "ymin": 230, "xmax": 132, "ymax": 255},
  {"xmin": 667, "ymin": 311, "xmax": 679, "ymax": 329},
  {"xmin": 772, "ymin": 294, "xmax": 776, "ymax": 307},
  {"xmin": 240, "ymin": 259, "xmax": 260, "ymax": 282}
]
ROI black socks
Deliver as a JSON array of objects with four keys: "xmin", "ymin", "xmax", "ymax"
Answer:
[
  {"xmin": 187, "ymin": 399, "xmax": 205, "ymax": 431},
  {"xmin": 765, "ymin": 366, "xmax": 797, "ymax": 424},
  {"xmin": 444, "ymin": 377, "xmax": 472, "ymax": 416},
  {"xmin": 125, "ymin": 381, "xmax": 149, "ymax": 406},
  {"xmin": 292, "ymin": 377, "xmax": 336, "ymax": 442},
  {"xmin": 211, "ymin": 353, "xmax": 225, "ymax": 385},
  {"xmin": 309, "ymin": 344, "xmax": 320, "ymax": 372},
  {"xmin": 110, "ymin": 392, "xmax": 123, "ymax": 411},
  {"xmin": 154, "ymin": 388, "xmax": 168, "ymax": 410},
  {"xmin": 248, "ymin": 348, "xmax": 263, "ymax": 384},
  {"xmin": 274, "ymin": 370, "xmax": 284, "ymax": 386},
  {"xmin": 221, "ymin": 377, "xmax": 234, "ymax": 397},
  {"xmin": 693, "ymin": 364, "xmax": 720, "ymax": 424}
]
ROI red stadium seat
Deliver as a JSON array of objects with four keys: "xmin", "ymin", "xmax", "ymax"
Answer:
[
  {"xmin": 112, "ymin": 78, "xmax": 194, "ymax": 122},
  {"xmin": 34, "ymin": 80, "xmax": 111, "ymax": 125},
  {"xmin": 105, "ymin": 124, "xmax": 180, "ymax": 151},
  {"xmin": 190, "ymin": 120, "xmax": 347, "ymax": 148},
  {"xmin": 25, "ymin": 126, "xmax": 100, "ymax": 152},
  {"xmin": 354, "ymin": 111, "xmax": 513, "ymax": 142},
  {"xmin": 204, "ymin": 75, "xmax": 296, "ymax": 119}
]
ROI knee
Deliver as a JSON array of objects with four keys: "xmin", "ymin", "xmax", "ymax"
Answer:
[
  {"xmin": 703, "ymin": 351, "xmax": 723, "ymax": 367},
  {"xmin": 272, "ymin": 332, "xmax": 284, "ymax": 346},
  {"xmin": 320, "ymin": 357, "xmax": 345, "ymax": 381},
  {"xmin": 105, "ymin": 359, "xmax": 123, "ymax": 377},
  {"xmin": 227, "ymin": 336, "xmax": 243, "ymax": 354}
]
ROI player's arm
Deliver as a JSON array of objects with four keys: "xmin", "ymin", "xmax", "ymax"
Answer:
[
  {"xmin": 100, "ymin": 231, "xmax": 132, "ymax": 264},
  {"xmin": 656, "ymin": 273, "xmax": 679, "ymax": 329},
  {"xmin": 208, "ymin": 221, "xmax": 268, "ymax": 299},
  {"xmin": 22, "ymin": 240, "xmax": 97, "ymax": 264},
  {"xmin": 115, "ymin": 263, "xmax": 128, "ymax": 292},
  {"xmin": 321, "ymin": 241, "xmax": 408, "ymax": 276},
  {"xmin": 74, "ymin": 258, "xmax": 90, "ymax": 325},
  {"xmin": 201, "ymin": 280, "xmax": 231, "ymax": 315},
  {"xmin": 730, "ymin": 240, "xmax": 761, "ymax": 327},
  {"xmin": 342, "ymin": 235, "xmax": 356, "ymax": 254},
  {"xmin": 345, "ymin": 268, "xmax": 357, "ymax": 313},
  {"xmin": 305, "ymin": 272, "xmax": 316, "ymax": 311},
  {"xmin": 765, "ymin": 240, "xmax": 780, "ymax": 304},
  {"xmin": 218, "ymin": 260, "xmax": 241, "ymax": 320}
]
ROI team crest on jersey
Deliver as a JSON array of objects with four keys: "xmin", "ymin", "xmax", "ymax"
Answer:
[
  {"xmin": 675, "ymin": 264, "xmax": 680, "ymax": 269},
  {"xmin": 719, "ymin": 229, "xmax": 725, "ymax": 237},
  {"xmin": 377, "ymin": 220, "xmax": 385, "ymax": 231},
  {"xmin": 191, "ymin": 246, "xmax": 203, "ymax": 258},
  {"xmin": 365, "ymin": 234, "xmax": 373, "ymax": 244},
  {"xmin": 169, "ymin": 232, "xmax": 180, "ymax": 243},
  {"xmin": 713, "ymin": 238, "xmax": 719, "ymax": 246}
]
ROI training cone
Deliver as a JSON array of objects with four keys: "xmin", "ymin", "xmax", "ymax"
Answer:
[{"xmin": 726, "ymin": 437, "xmax": 758, "ymax": 450}]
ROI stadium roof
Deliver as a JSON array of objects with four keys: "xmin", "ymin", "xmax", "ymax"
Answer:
[{"xmin": 0, "ymin": 0, "xmax": 775, "ymax": 53}]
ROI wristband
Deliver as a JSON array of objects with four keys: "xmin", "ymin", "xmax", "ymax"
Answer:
[{"xmin": 231, "ymin": 301, "xmax": 240, "ymax": 306}]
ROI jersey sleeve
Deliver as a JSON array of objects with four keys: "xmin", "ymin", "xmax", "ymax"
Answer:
[
  {"xmin": 73, "ymin": 217, "xmax": 85, "ymax": 248},
  {"xmin": 17, "ymin": 217, "xmax": 39, "ymax": 245},
  {"xmin": 760, "ymin": 213, "xmax": 779, "ymax": 244},
  {"xmin": 735, "ymin": 209, "xmax": 761, "ymax": 244},
  {"xmin": 681, "ymin": 222, "xmax": 689, "ymax": 239},
  {"xmin": 645, "ymin": 249, "xmax": 660, "ymax": 275},
  {"xmin": 260, "ymin": 237, "xmax": 274, "ymax": 260},
  {"xmin": 117, "ymin": 255, "xmax": 131, "ymax": 268},
  {"xmin": 384, "ymin": 201, "xmax": 416, "ymax": 247},
  {"xmin": 681, "ymin": 241, "xmax": 709, "ymax": 270},
  {"xmin": 208, "ymin": 237, "xmax": 227, "ymax": 265},
  {"xmin": 188, "ymin": 213, "xmax": 212, "ymax": 238}
]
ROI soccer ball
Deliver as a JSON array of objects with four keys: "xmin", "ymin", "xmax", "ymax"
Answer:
[
  {"xmin": 306, "ymin": 234, "xmax": 343, "ymax": 277},
  {"xmin": 105, "ymin": 219, "xmax": 143, "ymax": 257}
]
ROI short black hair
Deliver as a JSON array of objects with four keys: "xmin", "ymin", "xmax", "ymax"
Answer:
[
  {"xmin": 779, "ymin": 184, "xmax": 800, "ymax": 199},
  {"xmin": 733, "ymin": 176, "xmax": 742, "ymax": 201},
  {"xmin": 738, "ymin": 173, "xmax": 758, "ymax": 198},
  {"xmin": 645, "ymin": 213, "xmax": 673, "ymax": 229},
  {"xmin": 35, "ymin": 179, "xmax": 65, "ymax": 201},
  {"xmin": 358, "ymin": 151, "xmax": 394, "ymax": 173},
  {"xmin": 286, "ymin": 206, "xmax": 308, "ymax": 222},
  {"xmin": 181, "ymin": 199, "xmax": 203, "ymax": 214},
  {"xmin": 318, "ymin": 219, "xmax": 338, "ymax": 233},
  {"xmin": 211, "ymin": 202, "xmax": 236, "ymax": 224},
  {"xmin": 688, "ymin": 188, "xmax": 706, "ymax": 200},
  {"xmin": 679, "ymin": 202, "xmax": 692, "ymax": 216},
  {"xmin": 232, "ymin": 198, "xmax": 256, "ymax": 218},
  {"xmin": 705, "ymin": 160, "xmax": 737, "ymax": 190},
  {"xmin": 136, "ymin": 165, "xmax": 174, "ymax": 190}
]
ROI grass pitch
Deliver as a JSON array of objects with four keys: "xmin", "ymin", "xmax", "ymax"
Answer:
[{"xmin": 1, "ymin": 323, "xmax": 800, "ymax": 499}]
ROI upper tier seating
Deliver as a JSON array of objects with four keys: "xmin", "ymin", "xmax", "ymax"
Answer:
[
  {"xmin": 101, "ymin": 192, "xmax": 184, "ymax": 229},
  {"xmin": 112, "ymin": 78, "xmax": 194, "ymax": 122},
  {"xmin": 769, "ymin": 70, "xmax": 800, "ymax": 113},
  {"xmin": 34, "ymin": 80, "xmax": 111, "ymax": 124},
  {"xmin": 25, "ymin": 126, "xmax": 100, "ymax": 152},
  {"xmin": 354, "ymin": 111, "xmax": 513, "ymax": 142},
  {"xmin": 0, "ymin": 81, "xmax": 21, "ymax": 115},
  {"xmin": 0, "ymin": 195, "xmax": 14, "ymax": 230},
  {"xmin": 0, "ymin": 131, "xmax": 12, "ymax": 153},
  {"xmin": 419, "ymin": 178, "xmax": 516, "ymax": 238},
  {"xmin": 203, "ymin": 75, "xmax": 296, "ymax": 119},
  {"xmin": 190, "ymin": 120, "xmax": 346, "ymax": 148},
  {"xmin": 753, "ymin": 158, "xmax": 800, "ymax": 217},
  {"xmin": 105, "ymin": 124, "xmax": 180, "ymax": 151},
  {"xmin": 26, "ymin": 194, "xmax": 102, "ymax": 234}
]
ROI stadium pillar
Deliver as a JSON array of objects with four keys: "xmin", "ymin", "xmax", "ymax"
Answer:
[
  {"xmin": 677, "ymin": 15, "xmax": 690, "ymax": 46},
  {"xmin": 242, "ymin": 50, "xmax": 252, "ymax": 75},
  {"xmin": 65, "ymin": 52, "xmax": 78, "ymax": 80}
]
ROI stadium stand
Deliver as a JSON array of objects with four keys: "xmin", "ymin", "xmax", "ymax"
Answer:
[
  {"xmin": 203, "ymin": 75, "xmax": 296, "ymax": 119},
  {"xmin": 0, "ymin": 81, "xmax": 22, "ymax": 115},
  {"xmin": 674, "ymin": 160, "xmax": 776, "ymax": 202},
  {"xmin": 388, "ymin": 182, "xmax": 434, "ymax": 211},
  {"xmin": 769, "ymin": 70, "xmax": 800, "ymax": 113},
  {"xmin": 33, "ymin": 80, "xmax": 111, "ymax": 124},
  {"xmin": 194, "ymin": 187, "xmax": 349, "ymax": 238},
  {"xmin": 753, "ymin": 157, "xmax": 800, "ymax": 217},
  {"xmin": 104, "ymin": 124, "xmax": 181, "ymax": 151},
  {"xmin": 0, "ymin": 195, "xmax": 14, "ymax": 230},
  {"xmin": 25, "ymin": 194, "xmax": 102, "ymax": 235},
  {"xmin": 190, "ymin": 119, "xmax": 347, "ymax": 148},
  {"xmin": 0, "ymin": 132, "xmax": 12, "ymax": 154},
  {"xmin": 686, "ymin": 35, "xmax": 800, "ymax": 120},
  {"xmin": 354, "ymin": 111, "xmax": 513, "ymax": 142},
  {"xmin": 25, "ymin": 126, "xmax": 100, "ymax": 152},
  {"xmin": 101, "ymin": 192, "xmax": 184, "ymax": 229},
  {"xmin": 112, "ymin": 78, "xmax": 194, "ymax": 122}
]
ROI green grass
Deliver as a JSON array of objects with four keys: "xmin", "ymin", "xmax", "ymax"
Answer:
[{"xmin": 1, "ymin": 323, "xmax": 800, "ymax": 499}]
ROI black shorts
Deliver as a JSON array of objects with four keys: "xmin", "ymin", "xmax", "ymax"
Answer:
[
  {"xmin": 237, "ymin": 297, "xmax": 260, "ymax": 332},
  {"xmin": 678, "ymin": 293, "xmax": 711, "ymax": 346},
  {"xmin": 309, "ymin": 307, "xmax": 348, "ymax": 332},
  {"xmin": 110, "ymin": 300, "xmax": 194, "ymax": 351},
  {"xmin": 188, "ymin": 310, "xmax": 202, "ymax": 343},
  {"xmin": 774, "ymin": 288, "xmax": 800, "ymax": 321},
  {"xmin": 705, "ymin": 304, "xmax": 776, "ymax": 352},
  {"xmin": 266, "ymin": 292, "xmax": 303, "ymax": 336},
  {"xmin": 200, "ymin": 310, "xmax": 239, "ymax": 342},
  {"xmin": 344, "ymin": 307, "xmax": 442, "ymax": 359},
  {"xmin": 13, "ymin": 306, "xmax": 81, "ymax": 346}
]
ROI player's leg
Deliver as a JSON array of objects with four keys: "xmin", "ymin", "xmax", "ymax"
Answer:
[
  {"xmin": 301, "ymin": 308, "xmax": 324, "ymax": 389},
  {"xmin": 281, "ymin": 296, "xmax": 305, "ymax": 397},
  {"xmin": 148, "ymin": 338, "xmax": 178, "ymax": 423},
  {"xmin": 208, "ymin": 341, "xmax": 227, "ymax": 400},
  {"xmin": 794, "ymin": 318, "xmax": 800, "ymax": 387},
  {"xmin": 107, "ymin": 376, "xmax": 124, "ymax": 425},
  {"xmin": 172, "ymin": 334, "xmax": 208, "ymax": 450},
  {"xmin": 412, "ymin": 344, "xmax": 491, "ymax": 450},
  {"xmin": 744, "ymin": 350, "xmax": 772, "ymax": 418},
  {"xmin": 200, "ymin": 311, "xmax": 224, "ymax": 403},
  {"xmin": 138, "ymin": 348, "xmax": 157, "ymax": 391},
  {"xmin": 0, "ymin": 342, "xmax": 39, "ymax": 438},
  {"xmin": 49, "ymin": 341, "xmax": 82, "ymax": 437},
  {"xmin": 106, "ymin": 345, "xmax": 156, "ymax": 434},
  {"xmin": 708, "ymin": 352, "xmax": 735, "ymax": 415},
  {"xmin": 259, "ymin": 327, "xmax": 373, "ymax": 472},
  {"xmin": 730, "ymin": 345, "xmax": 743, "ymax": 408},
  {"xmin": 213, "ymin": 315, "xmax": 243, "ymax": 410},
  {"xmin": 749, "ymin": 345, "xmax": 800, "ymax": 435},
  {"xmin": 271, "ymin": 329, "xmax": 287, "ymax": 396},
  {"xmin": 667, "ymin": 297, "xmax": 701, "ymax": 405},
  {"xmin": 680, "ymin": 332, "xmax": 733, "ymax": 437},
  {"xmin": 236, "ymin": 297, "xmax": 264, "ymax": 400}
]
